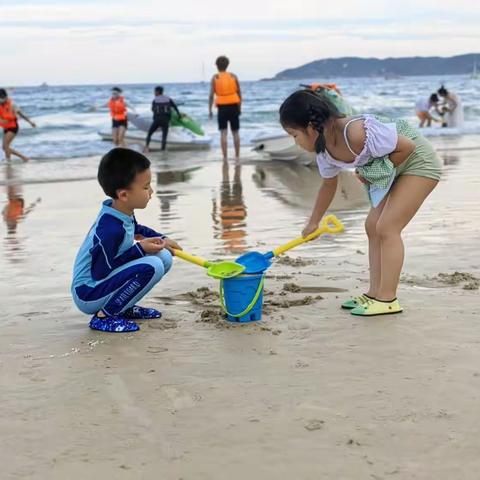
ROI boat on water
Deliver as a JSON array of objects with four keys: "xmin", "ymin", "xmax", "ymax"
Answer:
[{"xmin": 98, "ymin": 111, "xmax": 212, "ymax": 150}]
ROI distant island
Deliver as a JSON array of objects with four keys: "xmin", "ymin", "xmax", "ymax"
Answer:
[{"xmin": 263, "ymin": 53, "xmax": 480, "ymax": 80}]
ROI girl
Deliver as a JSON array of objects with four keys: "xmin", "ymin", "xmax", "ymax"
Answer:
[
  {"xmin": 0, "ymin": 88, "xmax": 36, "ymax": 162},
  {"xmin": 279, "ymin": 90, "xmax": 441, "ymax": 316}
]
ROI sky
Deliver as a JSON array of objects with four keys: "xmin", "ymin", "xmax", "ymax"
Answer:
[{"xmin": 1, "ymin": 0, "xmax": 479, "ymax": 86}]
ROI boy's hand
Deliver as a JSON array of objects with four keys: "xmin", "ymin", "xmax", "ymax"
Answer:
[
  {"xmin": 164, "ymin": 238, "xmax": 182, "ymax": 254},
  {"xmin": 139, "ymin": 237, "xmax": 166, "ymax": 254}
]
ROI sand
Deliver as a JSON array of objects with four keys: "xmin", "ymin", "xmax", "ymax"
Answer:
[{"xmin": 1, "ymin": 139, "xmax": 480, "ymax": 479}]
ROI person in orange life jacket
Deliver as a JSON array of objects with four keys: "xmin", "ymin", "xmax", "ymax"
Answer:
[
  {"xmin": 0, "ymin": 88, "xmax": 36, "ymax": 163},
  {"xmin": 209, "ymin": 56, "xmax": 242, "ymax": 160},
  {"xmin": 102, "ymin": 87, "xmax": 136, "ymax": 148},
  {"xmin": 144, "ymin": 86, "xmax": 183, "ymax": 153}
]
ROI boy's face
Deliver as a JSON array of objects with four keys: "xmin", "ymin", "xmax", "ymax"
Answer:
[{"xmin": 117, "ymin": 168, "xmax": 153, "ymax": 210}]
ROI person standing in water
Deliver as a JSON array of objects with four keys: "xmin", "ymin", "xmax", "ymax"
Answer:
[
  {"xmin": 209, "ymin": 56, "xmax": 242, "ymax": 160},
  {"xmin": 0, "ymin": 89, "xmax": 36, "ymax": 162},
  {"xmin": 437, "ymin": 85, "xmax": 464, "ymax": 128},
  {"xmin": 414, "ymin": 93, "xmax": 440, "ymax": 128},
  {"xmin": 105, "ymin": 87, "xmax": 135, "ymax": 147},
  {"xmin": 144, "ymin": 86, "xmax": 182, "ymax": 153}
]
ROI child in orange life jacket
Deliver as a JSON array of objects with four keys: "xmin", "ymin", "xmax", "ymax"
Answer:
[
  {"xmin": 209, "ymin": 56, "xmax": 242, "ymax": 160},
  {"xmin": 0, "ymin": 88, "xmax": 36, "ymax": 162},
  {"xmin": 103, "ymin": 87, "xmax": 136, "ymax": 148}
]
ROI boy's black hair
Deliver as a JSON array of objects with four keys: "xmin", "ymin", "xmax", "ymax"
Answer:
[
  {"xmin": 279, "ymin": 90, "xmax": 343, "ymax": 153},
  {"xmin": 429, "ymin": 93, "xmax": 439, "ymax": 103},
  {"xmin": 111, "ymin": 86, "xmax": 122, "ymax": 93},
  {"xmin": 215, "ymin": 56, "xmax": 229, "ymax": 71},
  {"xmin": 0, "ymin": 88, "xmax": 8, "ymax": 98},
  {"xmin": 98, "ymin": 148, "xmax": 150, "ymax": 198},
  {"xmin": 438, "ymin": 85, "xmax": 448, "ymax": 96},
  {"xmin": 155, "ymin": 85, "xmax": 164, "ymax": 95}
]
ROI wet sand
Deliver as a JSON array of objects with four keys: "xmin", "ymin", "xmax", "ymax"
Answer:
[{"xmin": 1, "ymin": 139, "xmax": 480, "ymax": 479}]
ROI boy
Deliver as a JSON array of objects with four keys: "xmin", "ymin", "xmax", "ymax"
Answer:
[
  {"xmin": 209, "ymin": 56, "xmax": 242, "ymax": 160},
  {"xmin": 71, "ymin": 148, "xmax": 181, "ymax": 332},
  {"xmin": 144, "ymin": 86, "xmax": 182, "ymax": 153}
]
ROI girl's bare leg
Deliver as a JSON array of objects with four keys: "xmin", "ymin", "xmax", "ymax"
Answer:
[{"xmin": 375, "ymin": 175, "xmax": 438, "ymax": 301}]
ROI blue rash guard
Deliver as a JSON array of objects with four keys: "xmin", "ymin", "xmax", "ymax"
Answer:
[
  {"xmin": 72, "ymin": 199, "xmax": 166, "ymax": 289},
  {"xmin": 71, "ymin": 199, "xmax": 173, "ymax": 316}
]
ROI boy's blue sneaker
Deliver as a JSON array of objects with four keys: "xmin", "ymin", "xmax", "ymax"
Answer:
[
  {"xmin": 123, "ymin": 305, "xmax": 162, "ymax": 320},
  {"xmin": 89, "ymin": 314, "xmax": 140, "ymax": 333}
]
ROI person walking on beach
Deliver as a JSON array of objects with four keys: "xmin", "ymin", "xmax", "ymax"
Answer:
[
  {"xmin": 144, "ymin": 86, "xmax": 182, "ymax": 153},
  {"xmin": 0, "ymin": 88, "xmax": 36, "ymax": 162},
  {"xmin": 414, "ymin": 93, "xmax": 440, "ymax": 128},
  {"xmin": 209, "ymin": 56, "xmax": 242, "ymax": 160},
  {"xmin": 105, "ymin": 87, "xmax": 135, "ymax": 147},
  {"xmin": 279, "ymin": 90, "xmax": 441, "ymax": 317},
  {"xmin": 437, "ymin": 85, "xmax": 464, "ymax": 128}
]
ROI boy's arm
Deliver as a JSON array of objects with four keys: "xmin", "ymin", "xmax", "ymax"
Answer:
[
  {"xmin": 90, "ymin": 215, "xmax": 146, "ymax": 281},
  {"xmin": 234, "ymin": 74, "xmax": 242, "ymax": 114},
  {"xmin": 234, "ymin": 74, "xmax": 242, "ymax": 102},
  {"xmin": 134, "ymin": 216, "xmax": 166, "ymax": 239},
  {"xmin": 209, "ymin": 76, "xmax": 215, "ymax": 118}
]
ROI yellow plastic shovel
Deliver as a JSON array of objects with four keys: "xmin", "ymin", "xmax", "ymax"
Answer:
[{"xmin": 173, "ymin": 249, "xmax": 245, "ymax": 279}]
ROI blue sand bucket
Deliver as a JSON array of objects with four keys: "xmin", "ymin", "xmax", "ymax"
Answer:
[{"xmin": 220, "ymin": 273, "xmax": 265, "ymax": 323}]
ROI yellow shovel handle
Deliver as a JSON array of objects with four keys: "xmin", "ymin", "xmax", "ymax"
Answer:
[
  {"xmin": 271, "ymin": 214, "xmax": 344, "ymax": 257},
  {"xmin": 173, "ymin": 249, "xmax": 210, "ymax": 268}
]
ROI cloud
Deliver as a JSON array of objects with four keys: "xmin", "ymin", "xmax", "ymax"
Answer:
[{"xmin": 1, "ymin": 0, "xmax": 479, "ymax": 85}]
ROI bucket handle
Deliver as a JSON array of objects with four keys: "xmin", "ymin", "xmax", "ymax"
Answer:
[{"xmin": 219, "ymin": 275, "xmax": 265, "ymax": 319}]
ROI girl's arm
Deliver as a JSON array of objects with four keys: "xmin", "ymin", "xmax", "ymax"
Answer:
[
  {"xmin": 16, "ymin": 107, "xmax": 36, "ymax": 127},
  {"xmin": 302, "ymin": 176, "xmax": 338, "ymax": 237},
  {"xmin": 389, "ymin": 135, "xmax": 415, "ymax": 167}
]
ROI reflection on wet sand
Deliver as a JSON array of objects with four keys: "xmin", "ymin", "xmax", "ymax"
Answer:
[
  {"xmin": 155, "ymin": 168, "xmax": 200, "ymax": 224},
  {"xmin": 2, "ymin": 164, "xmax": 41, "ymax": 262},
  {"xmin": 212, "ymin": 160, "xmax": 247, "ymax": 253},
  {"xmin": 252, "ymin": 162, "xmax": 369, "ymax": 211}
]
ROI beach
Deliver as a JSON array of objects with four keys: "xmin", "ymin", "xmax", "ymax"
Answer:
[{"xmin": 1, "ymin": 133, "xmax": 479, "ymax": 479}]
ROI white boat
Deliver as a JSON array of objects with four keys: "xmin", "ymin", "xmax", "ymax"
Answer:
[
  {"xmin": 251, "ymin": 132, "xmax": 315, "ymax": 165},
  {"xmin": 98, "ymin": 114, "xmax": 212, "ymax": 151}
]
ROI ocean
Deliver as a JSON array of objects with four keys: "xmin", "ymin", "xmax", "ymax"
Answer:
[{"xmin": 5, "ymin": 74, "xmax": 480, "ymax": 163}]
